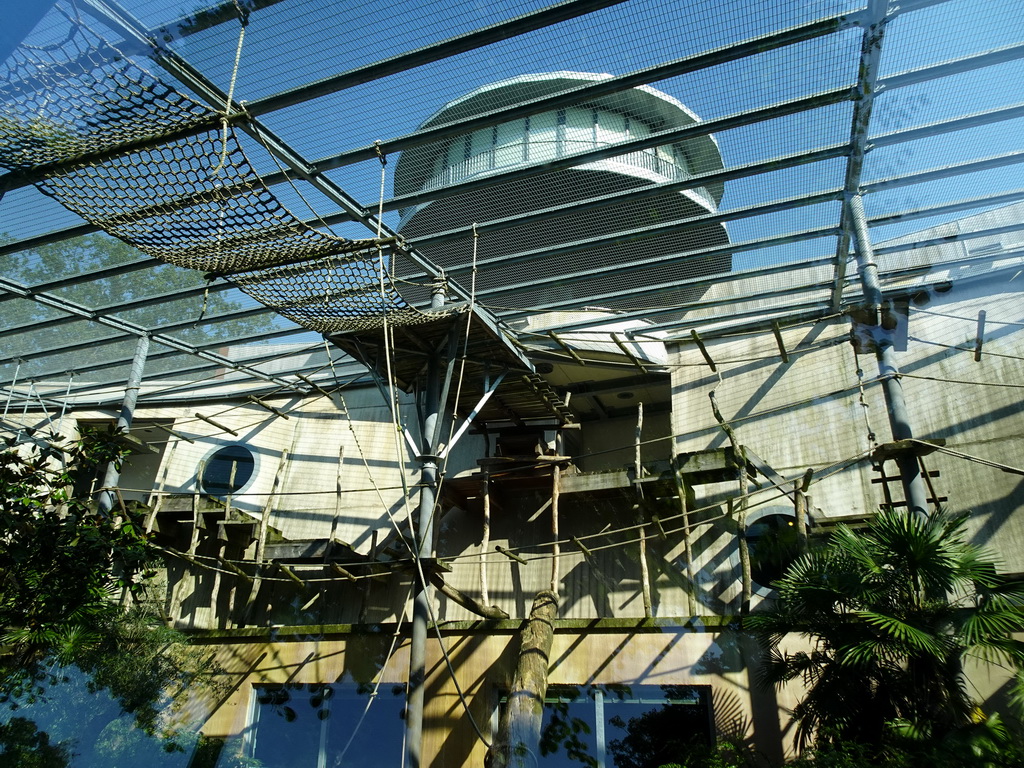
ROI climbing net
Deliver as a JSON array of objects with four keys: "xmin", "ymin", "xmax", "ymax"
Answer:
[{"xmin": 0, "ymin": 2, "xmax": 441, "ymax": 331}]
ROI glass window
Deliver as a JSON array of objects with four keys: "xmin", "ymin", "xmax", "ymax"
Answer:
[
  {"xmin": 596, "ymin": 111, "xmax": 626, "ymax": 145},
  {"xmin": 504, "ymin": 684, "xmax": 712, "ymax": 768},
  {"xmin": 746, "ymin": 512, "xmax": 802, "ymax": 589},
  {"xmin": 250, "ymin": 683, "xmax": 406, "ymax": 768},
  {"xmin": 528, "ymin": 111, "xmax": 558, "ymax": 162},
  {"xmin": 199, "ymin": 444, "xmax": 254, "ymax": 496},
  {"xmin": 564, "ymin": 107, "xmax": 595, "ymax": 151},
  {"xmin": 495, "ymin": 121, "xmax": 526, "ymax": 166}
]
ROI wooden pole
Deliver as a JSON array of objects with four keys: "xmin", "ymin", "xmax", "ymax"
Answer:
[
  {"xmin": 635, "ymin": 403, "xmax": 652, "ymax": 618},
  {"xmin": 672, "ymin": 457, "xmax": 697, "ymax": 615},
  {"xmin": 550, "ymin": 465, "xmax": 560, "ymax": 594},
  {"xmin": 489, "ymin": 590, "xmax": 559, "ymax": 768},
  {"xmin": 241, "ymin": 449, "xmax": 288, "ymax": 627},
  {"xmin": 710, "ymin": 391, "xmax": 751, "ymax": 614},
  {"xmin": 428, "ymin": 572, "xmax": 509, "ymax": 620},
  {"xmin": 145, "ymin": 439, "xmax": 178, "ymax": 534},
  {"xmin": 481, "ymin": 470, "xmax": 491, "ymax": 606}
]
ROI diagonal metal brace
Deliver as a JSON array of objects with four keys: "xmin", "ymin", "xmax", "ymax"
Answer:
[{"xmin": 438, "ymin": 369, "xmax": 508, "ymax": 459}]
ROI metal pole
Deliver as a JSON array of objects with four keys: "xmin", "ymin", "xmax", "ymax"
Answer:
[
  {"xmin": 406, "ymin": 279, "xmax": 446, "ymax": 768},
  {"xmin": 98, "ymin": 335, "xmax": 149, "ymax": 514},
  {"xmin": 849, "ymin": 195, "xmax": 929, "ymax": 519}
]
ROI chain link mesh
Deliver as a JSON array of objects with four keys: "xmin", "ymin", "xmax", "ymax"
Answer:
[{"xmin": 0, "ymin": 2, "xmax": 437, "ymax": 332}]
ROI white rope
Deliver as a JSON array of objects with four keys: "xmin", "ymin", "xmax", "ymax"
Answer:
[
  {"xmin": 852, "ymin": 342, "xmax": 878, "ymax": 452},
  {"xmin": 212, "ymin": 7, "xmax": 246, "ymax": 175},
  {"xmin": 335, "ymin": 587, "xmax": 412, "ymax": 765},
  {"xmin": 2, "ymin": 358, "xmax": 21, "ymax": 419},
  {"xmin": 56, "ymin": 371, "xmax": 74, "ymax": 433}
]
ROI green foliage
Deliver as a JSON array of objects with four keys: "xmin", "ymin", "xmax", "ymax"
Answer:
[
  {"xmin": 748, "ymin": 509, "xmax": 1024, "ymax": 756},
  {"xmin": 1, "ymin": 232, "xmax": 274, "ymax": 378},
  {"xmin": 0, "ymin": 716, "xmax": 72, "ymax": 768},
  {"xmin": 539, "ymin": 700, "xmax": 597, "ymax": 767},
  {"xmin": 0, "ymin": 429, "xmax": 229, "ymax": 765},
  {"xmin": 0, "ymin": 427, "xmax": 158, "ymax": 674}
]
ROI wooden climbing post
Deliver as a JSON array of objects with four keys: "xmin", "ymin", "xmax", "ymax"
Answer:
[
  {"xmin": 635, "ymin": 403, "xmax": 652, "ymax": 618},
  {"xmin": 489, "ymin": 590, "xmax": 559, "ymax": 768},
  {"xmin": 710, "ymin": 391, "xmax": 752, "ymax": 614},
  {"xmin": 481, "ymin": 469, "xmax": 491, "ymax": 606},
  {"xmin": 550, "ymin": 464, "xmax": 560, "ymax": 593}
]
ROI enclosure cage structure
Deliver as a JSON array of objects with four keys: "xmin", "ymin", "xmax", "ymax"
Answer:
[{"xmin": 2, "ymin": 0, "xmax": 1024, "ymax": 766}]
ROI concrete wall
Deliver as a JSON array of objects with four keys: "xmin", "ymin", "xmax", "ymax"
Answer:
[
  {"xmin": 193, "ymin": 622, "xmax": 797, "ymax": 768},
  {"xmin": 667, "ymin": 271, "xmax": 1024, "ymax": 616}
]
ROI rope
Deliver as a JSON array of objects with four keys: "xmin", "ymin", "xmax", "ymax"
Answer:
[
  {"xmin": 914, "ymin": 307, "xmax": 1024, "ymax": 328},
  {"xmin": 249, "ymin": 120, "xmax": 340, "ymax": 235},
  {"xmin": 212, "ymin": 5, "xmax": 247, "ymax": 175},
  {"xmin": 918, "ymin": 440, "xmax": 1024, "ymax": 477},
  {"xmin": 910, "ymin": 336, "xmax": 1024, "ymax": 363},
  {"xmin": 337, "ymin": 392, "xmax": 415, "ymax": 557},
  {"xmin": 335, "ymin": 586, "xmax": 412, "ymax": 765},
  {"xmin": 901, "ymin": 372, "xmax": 1024, "ymax": 389},
  {"xmin": 852, "ymin": 342, "xmax": 878, "ymax": 451},
  {"xmin": 2, "ymin": 359, "xmax": 23, "ymax": 420}
]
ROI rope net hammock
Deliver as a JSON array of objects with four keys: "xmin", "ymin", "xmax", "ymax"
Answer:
[{"xmin": 0, "ymin": 2, "xmax": 444, "ymax": 333}]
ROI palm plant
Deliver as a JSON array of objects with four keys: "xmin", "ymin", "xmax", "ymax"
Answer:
[{"xmin": 748, "ymin": 509, "xmax": 1024, "ymax": 753}]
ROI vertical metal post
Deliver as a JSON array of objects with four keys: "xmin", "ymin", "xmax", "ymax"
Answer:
[
  {"xmin": 877, "ymin": 344, "xmax": 929, "ymax": 519},
  {"xmin": 849, "ymin": 196, "xmax": 929, "ymax": 519},
  {"xmin": 406, "ymin": 278, "xmax": 446, "ymax": 768},
  {"xmin": 98, "ymin": 335, "xmax": 149, "ymax": 515}
]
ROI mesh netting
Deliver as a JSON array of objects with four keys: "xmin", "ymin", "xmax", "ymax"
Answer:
[{"xmin": 0, "ymin": 3, "xmax": 436, "ymax": 332}]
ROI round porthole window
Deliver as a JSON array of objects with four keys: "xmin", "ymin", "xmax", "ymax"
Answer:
[
  {"xmin": 746, "ymin": 511, "xmax": 803, "ymax": 593},
  {"xmin": 200, "ymin": 444, "xmax": 255, "ymax": 496}
]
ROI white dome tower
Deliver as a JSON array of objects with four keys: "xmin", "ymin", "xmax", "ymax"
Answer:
[{"xmin": 394, "ymin": 72, "xmax": 729, "ymax": 316}]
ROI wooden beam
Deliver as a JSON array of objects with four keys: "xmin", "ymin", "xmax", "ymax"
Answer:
[
  {"xmin": 193, "ymin": 412, "xmax": 238, "ymax": 436},
  {"xmin": 771, "ymin": 320, "xmax": 790, "ymax": 363},
  {"xmin": 690, "ymin": 330, "xmax": 717, "ymax": 372},
  {"xmin": 489, "ymin": 591, "xmax": 558, "ymax": 768},
  {"xmin": 428, "ymin": 572, "xmax": 509, "ymax": 620}
]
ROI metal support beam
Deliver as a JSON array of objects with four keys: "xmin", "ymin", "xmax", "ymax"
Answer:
[
  {"xmin": 867, "ymin": 188, "xmax": 1024, "ymax": 227},
  {"xmin": 466, "ymin": 226, "xmax": 839, "ymax": 301},
  {"xmin": 499, "ymin": 259, "xmax": 835, "ymax": 331},
  {"xmin": 249, "ymin": 0, "xmax": 626, "ymax": 114},
  {"xmin": 406, "ymin": 318, "xmax": 445, "ymax": 768},
  {"xmin": 425, "ymin": 190, "xmax": 842, "ymax": 277},
  {"xmin": 873, "ymin": 221, "xmax": 1024, "ymax": 259},
  {"xmin": 877, "ymin": 41, "xmax": 1024, "ymax": 91},
  {"xmin": 0, "ymin": 298, "xmax": 278, "ymax": 365},
  {"xmin": 408, "ymin": 181, "xmax": 845, "ymax": 253},
  {"xmin": 863, "ymin": 150, "xmax": 1024, "ymax": 193},
  {"xmin": 438, "ymin": 369, "xmax": 509, "ymax": 458},
  {"xmin": 849, "ymin": 195, "xmax": 929, "ymax": 520},
  {"xmin": 97, "ymin": 335, "xmax": 148, "ymax": 514},
  {"xmin": 830, "ymin": 0, "xmax": 890, "ymax": 309},
  {"xmin": 0, "ymin": 276, "xmax": 301, "ymax": 390},
  {"xmin": 0, "ymin": 281, "xmax": 235, "ymax": 339},
  {"xmin": 869, "ymin": 103, "xmax": 1024, "ymax": 150},
  {"xmin": 378, "ymin": 88, "xmax": 855, "ymax": 215},
  {"xmin": 298, "ymin": 13, "xmax": 859, "ymax": 174}
]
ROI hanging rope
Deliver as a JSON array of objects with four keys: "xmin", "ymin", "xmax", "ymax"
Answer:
[
  {"xmin": 56, "ymin": 371, "xmax": 75, "ymax": 433},
  {"xmin": 2, "ymin": 359, "xmax": 21, "ymax": 420},
  {"xmin": 335, "ymin": 586, "xmax": 412, "ymax": 765},
  {"xmin": 212, "ymin": 2, "xmax": 248, "ymax": 175}
]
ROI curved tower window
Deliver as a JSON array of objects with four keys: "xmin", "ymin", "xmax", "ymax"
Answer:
[{"xmin": 200, "ymin": 444, "xmax": 255, "ymax": 496}]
